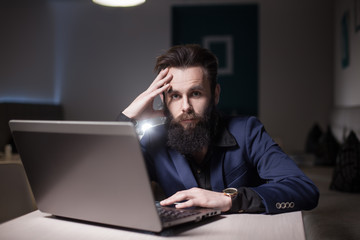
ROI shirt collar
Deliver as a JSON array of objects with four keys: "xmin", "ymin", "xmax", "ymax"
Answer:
[{"xmin": 213, "ymin": 123, "xmax": 238, "ymax": 147}]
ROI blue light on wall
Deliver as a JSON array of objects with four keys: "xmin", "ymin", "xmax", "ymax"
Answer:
[{"xmin": 0, "ymin": 97, "xmax": 55, "ymax": 104}]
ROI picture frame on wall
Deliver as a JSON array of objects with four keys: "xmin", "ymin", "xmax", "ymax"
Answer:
[{"xmin": 356, "ymin": 0, "xmax": 360, "ymax": 32}]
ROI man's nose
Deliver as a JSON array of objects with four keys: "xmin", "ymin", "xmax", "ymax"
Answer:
[{"xmin": 181, "ymin": 97, "xmax": 192, "ymax": 113}]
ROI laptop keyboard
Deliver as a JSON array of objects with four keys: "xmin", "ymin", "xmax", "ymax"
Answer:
[{"xmin": 156, "ymin": 203, "xmax": 201, "ymax": 223}]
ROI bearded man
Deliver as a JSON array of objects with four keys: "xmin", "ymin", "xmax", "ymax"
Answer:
[{"xmin": 118, "ymin": 44, "xmax": 319, "ymax": 213}]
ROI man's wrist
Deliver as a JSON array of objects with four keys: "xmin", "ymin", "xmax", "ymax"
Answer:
[
  {"xmin": 223, "ymin": 194, "xmax": 232, "ymax": 212},
  {"xmin": 222, "ymin": 188, "xmax": 238, "ymax": 212},
  {"xmin": 122, "ymin": 109, "xmax": 136, "ymax": 120}
]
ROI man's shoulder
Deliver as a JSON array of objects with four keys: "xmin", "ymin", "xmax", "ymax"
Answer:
[
  {"xmin": 221, "ymin": 115, "xmax": 265, "ymax": 138},
  {"xmin": 222, "ymin": 115, "xmax": 260, "ymax": 128}
]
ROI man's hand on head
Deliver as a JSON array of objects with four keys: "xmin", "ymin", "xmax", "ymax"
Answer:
[
  {"xmin": 122, "ymin": 68, "xmax": 172, "ymax": 120},
  {"xmin": 160, "ymin": 187, "xmax": 232, "ymax": 212}
]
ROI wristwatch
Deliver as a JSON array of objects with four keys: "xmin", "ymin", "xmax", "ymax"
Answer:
[{"xmin": 223, "ymin": 188, "xmax": 238, "ymax": 199}]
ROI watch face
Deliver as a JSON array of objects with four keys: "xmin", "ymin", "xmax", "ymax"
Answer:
[
  {"xmin": 224, "ymin": 188, "xmax": 237, "ymax": 194},
  {"xmin": 223, "ymin": 188, "xmax": 238, "ymax": 199}
]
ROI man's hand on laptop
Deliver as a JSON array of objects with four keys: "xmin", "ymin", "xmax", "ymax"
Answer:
[{"xmin": 160, "ymin": 187, "xmax": 232, "ymax": 212}]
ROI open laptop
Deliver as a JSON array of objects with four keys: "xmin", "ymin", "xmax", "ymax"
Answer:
[{"xmin": 9, "ymin": 120, "xmax": 221, "ymax": 232}]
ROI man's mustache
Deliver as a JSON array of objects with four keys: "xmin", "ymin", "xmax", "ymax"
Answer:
[{"xmin": 174, "ymin": 113, "xmax": 201, "ymax": 122}]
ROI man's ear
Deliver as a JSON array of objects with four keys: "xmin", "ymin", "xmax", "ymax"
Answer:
[{"xmin": 214, "ymin": 84, "xmax": 221, "ymax": 105}]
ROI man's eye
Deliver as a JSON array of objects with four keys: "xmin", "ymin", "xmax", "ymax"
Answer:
[
  {"xmin": 171, "ymin": 94, "xmax": 180, "ymax": 99},
  {"xmin": 192, "ymin": 91, "xmax": 201, "ymax": 97}
]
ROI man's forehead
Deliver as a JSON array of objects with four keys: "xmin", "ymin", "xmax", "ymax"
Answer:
[{"xmin": 168, "ymin": 67, "xmax": 209, "ymax": 90}]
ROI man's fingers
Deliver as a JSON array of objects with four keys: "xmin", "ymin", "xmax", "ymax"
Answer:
[
  {"xmin": 174, "ymin": 199, "xmax": 195, "ymax": 209},
  {"xmin": 160, "ymin": 196, "xmax": 182, "ymax": 206},
  {"xmin": 149, "ymin": 69, "xmax": 172, "ymax": 90},
  {"xmin": 152, "ymin": 74, "xmax": 172, "ymax": 91},
  {"xmin": 160, "ymin": 188, "xmax": 201, "ymax": 207},
  {"xmin": 148, "ymin": 83, "xmax": 170, "ymax": 98},
  {"xmin": 150, "ymin": 68, "xmax": 170, "ymax": 87},
  {"xmin": 160, "ymin": 191, "xmax": 189, "ymax": 206},
  {"xmin": 157, "ymin": 67, "xmax": 169, "ymax": 79}
]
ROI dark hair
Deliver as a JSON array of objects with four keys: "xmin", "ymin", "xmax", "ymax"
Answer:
[{"xmin": 154, "ymin": 44, "xmax": 218, "ymax": 94}]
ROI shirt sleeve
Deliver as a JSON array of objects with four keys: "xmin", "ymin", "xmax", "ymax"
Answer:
[
  {"xmin": 115, "ymin": 113, "xmax": 137, "ymax": 125},
  {"xmin": 228, "ymin": 187, "xmax": 265, "ymax": 213}
]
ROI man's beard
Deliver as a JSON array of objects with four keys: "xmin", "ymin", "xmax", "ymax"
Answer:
[{"xmin": 164, "ymin": 102, "xmax": 218, "ymax": 155}]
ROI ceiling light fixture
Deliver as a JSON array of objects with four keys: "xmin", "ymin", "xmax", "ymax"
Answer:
[{"xmin": 92, "ymin": 0, "xmax": 145, "ymax": 7}]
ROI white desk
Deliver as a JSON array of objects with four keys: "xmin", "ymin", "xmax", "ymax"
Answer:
[{"xmin": 0, "ymin": 210, "xmax": 305, "ymax": 240}]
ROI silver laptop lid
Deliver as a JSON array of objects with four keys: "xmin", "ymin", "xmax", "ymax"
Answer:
[{"xmin": 9, "ymin": 120, "xmax": 163, "ymax": 232}]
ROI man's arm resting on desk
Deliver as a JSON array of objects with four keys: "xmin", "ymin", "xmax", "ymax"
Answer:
[
  {"xmin": 159, "ymin": 187, "xmax": 265, "ymax": 213},
  {"xmin": 240, "ymin": 117, "xmax": 320, "ymax": 214}
]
